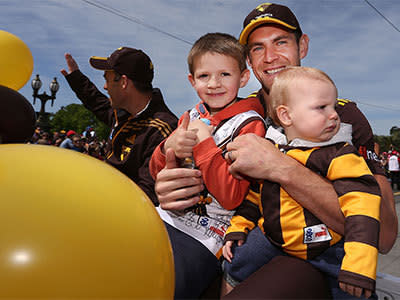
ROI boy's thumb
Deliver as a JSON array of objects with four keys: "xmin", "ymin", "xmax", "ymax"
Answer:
[{"xmin": 179, "ymin": 111, "xmax": 190, "ymax": 130}]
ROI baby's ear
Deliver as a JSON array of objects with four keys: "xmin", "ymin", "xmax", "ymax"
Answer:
[{"xmin": 276, "ymin": 105, "xmax": 292, "ymax": 127}]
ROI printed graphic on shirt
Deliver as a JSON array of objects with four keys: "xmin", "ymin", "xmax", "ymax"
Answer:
[{"xmin": 303, "ymin": 224, "xmax": 332, "ymax": 244}]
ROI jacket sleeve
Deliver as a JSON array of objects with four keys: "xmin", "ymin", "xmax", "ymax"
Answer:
[
  {"xmin": 336, "ymin": 99, "xmax": 384, "ymax": 176},
  {"xmin": 136, "ymin": 130, "xmax": 169, "ymax": 206},
  {"xmin": 193, "ymin": 119, "xmax": 266, "ymax": 210},
  {"xmin": 148, "ymin": 115, "xmax": 185, "ymax": 179},
  {"xmin": 65, "ymin": 70, "xmax": 114, "ymax": 126},
  {"xmin": 224, "ymin": 184, "xmax": 262, "ymax": 243},
  {"xmin": 327, "ymin": 143, "xmax": 381, "ymax": 292}
]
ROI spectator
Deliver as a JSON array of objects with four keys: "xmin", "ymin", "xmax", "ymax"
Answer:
[
  {"xmin": 61, "ymin": 47, "xmax": 178, "ymax": 205},
  {"xmin": 59, "ymin": 130, "xmax": 77, "ymax": 149}
]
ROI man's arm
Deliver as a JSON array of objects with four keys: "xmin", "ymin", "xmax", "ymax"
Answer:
[
  {"xmin": 60, "ymin": 53, "xmax": 114, "ymax": 126},
  {"xmin": 226, "ymin": 134, "xmax": 345, "ymax": 234},
  {"xmin": 375, "ymin": 174, "xmax": 398, "ymax": 254}
]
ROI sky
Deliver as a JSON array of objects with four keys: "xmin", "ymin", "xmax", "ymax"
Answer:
[{"xmin": 1, "ymin": 0, "xmax": 399, "ymax": 135}]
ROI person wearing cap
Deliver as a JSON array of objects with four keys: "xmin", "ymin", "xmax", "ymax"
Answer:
[
  {"xmin": 59, "ymin": 130, "xmax": 77, "ymax": 149},
  {"xmin": 61, "ymin": 48, "xmax": 178, "ymax": 205},
  {"xmin": 154, "ymin": 2, "xmax": 397, "ymax": 298}
]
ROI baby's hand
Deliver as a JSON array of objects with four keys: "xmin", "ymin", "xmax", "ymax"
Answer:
[
  {"xmin": 339, "ymin": 282, "xmax": 372, "ymax": 298},
  {"xmin": 164, "ymin": 112, "xmax": 197, "ymax": 159},
  {"xmin": 188, "ymin": 119, "xmax": 213, "ymax": 143},
  {"xmin": 222, "ymin": 239, "xmax": 244, "ymax": 263}
]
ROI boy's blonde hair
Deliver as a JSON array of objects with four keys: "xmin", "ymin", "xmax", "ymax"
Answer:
[
  {"xmin": 187, "ymin": 32, "xmax": 247, "ymax": 75},
  {"xmin": 268, "ymin": 66, "xmax": 338, "ymax": 126}
]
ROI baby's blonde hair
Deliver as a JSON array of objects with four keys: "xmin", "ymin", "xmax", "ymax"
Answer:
[{"xmin": 268, "ymin": 66, "xmax": 337, "ymax": 126}]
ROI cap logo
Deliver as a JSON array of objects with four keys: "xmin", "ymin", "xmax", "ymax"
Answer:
[
  {"xmin": 254, "ymin": 13, "xmax": 273, "ymax": 21},
  {"xmin": 256, "ymin": 3, "xmax": 271, "ymax": 11},
  {"xmin": 149, "ymin": 61, "xmax": 153, "ymax": 70}
]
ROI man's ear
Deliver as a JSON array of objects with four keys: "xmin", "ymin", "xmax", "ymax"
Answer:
[
  {"xmin": 121, "ymin": 75, "xmax": 129, "ymax": 89},
  {"xmin": 276, "ymin": 105, "xmax": 292, "ymax": 127},
  {"xmin": 299, "ymin": 34, "xmax": 309, "ymax": 60},
  {"xmin": 239, "ymin": 69, "xmax": 250, "ymax": 88},
  {"xmin": 246, "ymin": 56, "xmax": 253, "ymax": 71},
  {"xmin": 187, "ymin": 73, "xmax": 196, "ymax": 87}
]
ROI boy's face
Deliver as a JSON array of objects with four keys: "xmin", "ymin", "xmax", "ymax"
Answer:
[
  {"xmin": 282, "ymin": 78, "xmax": 339, "ymax": 142},
  {"xmin": 188, "ymin": 52, "xmax": 249, "ymax": 115}
]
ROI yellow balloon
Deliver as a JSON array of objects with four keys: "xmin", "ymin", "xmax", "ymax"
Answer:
[
  {"xmin": 0, "ymin": 30, "xmax": 34, "ymax": 90},
  {"xmin": 0, "ymin": 144, "xmax": 174, "ymax": 299}
]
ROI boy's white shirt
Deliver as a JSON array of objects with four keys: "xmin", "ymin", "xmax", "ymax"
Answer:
[{"xmin": 157, "ymin": 109, "xmax": 265, "ymax": 255}]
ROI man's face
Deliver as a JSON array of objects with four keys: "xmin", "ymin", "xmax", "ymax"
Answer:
[
  {"xmin": 246, "ymin": 25, "xmax": 309, "ymax": 94},
  {"xmin": 103, "ymin": 70, "xmax": 122, "ymax": 108}
]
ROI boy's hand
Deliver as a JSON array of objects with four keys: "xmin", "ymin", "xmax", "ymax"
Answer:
[
  {"xmin": 188, "ymin": 119, "xmax": 213, "ymax": 143},
  {"xmin": 339, "ymin": 282, "xmax": 372, "ymax": 298},
  {"xmin": 164, "ymin": 112, "xmax": 197, "ymax": 159},
  {"xmin": 222, "ymin": 239, "xmax": 244, "ymax": 263}
]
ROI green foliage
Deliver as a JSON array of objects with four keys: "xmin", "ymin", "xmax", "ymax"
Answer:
[
  {"xmin": 50, "ymin": 104, "xmax": 110, "ymax": 140},
  {"xmin": 390, "ymin": 126, "xmax": 400, "ymax": 149},
  {"xmin": 374, "ymin": 126, "xmax": 400, "ymax": 153}
]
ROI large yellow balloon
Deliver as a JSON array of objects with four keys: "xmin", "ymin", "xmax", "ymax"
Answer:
[
  {"xmin": 0, "ymin": 144, "xmax": 174, "ymax": 299},
  {"xmin": 0, "ymin": 30, "xmax": 34, "ymax": 90}
]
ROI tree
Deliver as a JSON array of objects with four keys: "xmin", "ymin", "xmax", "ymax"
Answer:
[
  {"xmin": 390, "ymin": 126, "xmax": 400, "ymax": 148},
  {"xmin": 50, "ymin": 104, "xmax": 109, "ymax": 140}
]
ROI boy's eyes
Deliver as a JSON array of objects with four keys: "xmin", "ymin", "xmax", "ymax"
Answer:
[{"xmin": 196, "ymin": 72, "xmax": 230, "ymax": 79}]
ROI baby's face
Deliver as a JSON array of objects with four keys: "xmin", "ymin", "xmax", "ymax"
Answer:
[{"xmin": 285, "ymin": 78, "xmax": 340, "ymax": 142}]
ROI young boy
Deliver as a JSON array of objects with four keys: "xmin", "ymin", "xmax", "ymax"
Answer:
[
  {"xmin": 149, "ymin": 32, "xmax": 267, "ymax": 298},
  {"xmin": 222, "ymin": 67, "xmax": 381, "ymax": 299}
]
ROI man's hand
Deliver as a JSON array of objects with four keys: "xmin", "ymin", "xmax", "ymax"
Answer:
[
  {"xmin": 60, "ymin": 53, "xmax": 79, "ymax": 76},
  {"xmin": 155, "ymin": 148, "xmax": 204, "ymax": 211},
  {"xmin": 188, "ymin": 119, "xmax": 213, "ymax": 143},
  {"xmin": 222, "ymin": 240, "xmax": 244, "ymax": 263},
  {"xmin": 164, "ymin": 112, "xmax": 197, "ymax": 159},
  {"xmin": 226, "ymin": 133, "xmax": 345, "ymax": 234},
  {"xmin": 339, "ymin": 282, "xmax": 372, "ymax": 299},
  {"xmin": 226, "ymin": 133, "xmax": 284, "ymax": 180}
]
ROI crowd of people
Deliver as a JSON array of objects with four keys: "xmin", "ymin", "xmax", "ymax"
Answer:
[
  {"xmin": 380, "ymin": 147, "xmax": 400, "ymax": 190},
  {"xmin": 30, "ymin": 126, "xmax": 107, "ymax": 160},
  {"xmin": 3, "ymin": 2, "xmax": 398, "ymax": 299}
]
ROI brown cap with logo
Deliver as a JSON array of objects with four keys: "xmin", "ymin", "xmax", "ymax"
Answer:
[
  {"xmin": 239, "ymin": 3, "xmax": 302, "ymax": 45},
  {"xmin": 89, "ymin": 47, "xmax": 154, "ymax": 86}
]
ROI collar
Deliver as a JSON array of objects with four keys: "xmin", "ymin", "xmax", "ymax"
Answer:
[{"xmin": 266, "ymin": 123, "xmax": 353, "ymax": 147}]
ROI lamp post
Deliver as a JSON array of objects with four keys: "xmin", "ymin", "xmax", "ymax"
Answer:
[{"xmin": 31, "ymin": 74, "xmax": 59, "ymax": 131}]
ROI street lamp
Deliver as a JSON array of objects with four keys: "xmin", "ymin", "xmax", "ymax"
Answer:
[{"xmin": 31, "ymin": 74, "xmax": 60, "ymax": 131}]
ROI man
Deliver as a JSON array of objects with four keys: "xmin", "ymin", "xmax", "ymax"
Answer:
[
  {"xmin": 61, "ymin": 47, "xmax": 178, "ymax": 205},
  {"xmin": 155, "ymin": 2, "xmax": 398, "ymax": 298},
  {"xmin": 59, "ymin": 130, "xmax": 77, "ymax": 149}
]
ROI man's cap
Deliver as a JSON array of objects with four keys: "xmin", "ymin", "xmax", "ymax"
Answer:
[
  {"xmin": 66, "ymin": 130, "xmax": 76, "ymax": 137},
  {"xmin": 89, "ymin": 47, "xmax": 154, "ymax": 85},
  {"xmin": 239, "ymin": 3, "xmax": 302, "ymax": 45}
]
